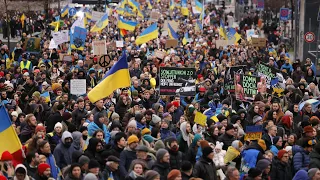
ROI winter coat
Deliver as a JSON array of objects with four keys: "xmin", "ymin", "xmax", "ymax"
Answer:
[
  {"xmin": 119, "ymin": 147, "xmax": 137, "ymax": 176},
  {"xmin": 19, "ymin": 123, "xmax": 35, "ymax": 144},
  {"xmin": 84, "ymin": 138, "xmax": 104, "ymax": 167},
  {"xmin": 160, "ymin": 128, "xmax": 176, "ymax": 140},
  {"xmin": 293, "ymin": 145, "xmax": 310, "ymax": 172},
  {"xmin": 103, "ymin": 166, "xmax": 120, "ymax": 180},
  {"xmin": 106, "ymin": 144, "xmax": 124, "ymax": 158},
  {"xmin": 87, "ymin": 121, "xmax": 111, "ymax": 144},
  {"xmin": 152, "ymin": 162, "xmax": 170, "ymax": 180},
  {"xmin": 193, "ymin": 157, "xmax": 218, "ymax": 180},
  {"xmin": 46, "ymin": 112, "xmax": 63, "ymax": 133},
  {"xmin": 270, "ymin": 157, "xmax": 292, "ymax": 180},
  {"xmin": 167, "ymin": 148, "xmax": 183, "ymax": 170},
  {"xmin": 310, "ymin": 150, "xmax": 320, "ymax": 169},
  {"xmin": 240, "ymin": 143, "xmax": 265, "ymax": 174},
  {"xmin": 71, "ymin": 108, "xmax": 87, "ymax": 128},
  {"xmin": 262, "ymin": 133, "xmax": 273, "ymax": 150},
  {"xmin": 218, "ymin": 133, "xmax": 236, "ymax": 150},
  {"xmin": 45, "ymin": 153, "xmax": 60, "ymax": 179},
  {"xmin": 53, "ymin": 131, "xmax": 79, "ymax": 169}
]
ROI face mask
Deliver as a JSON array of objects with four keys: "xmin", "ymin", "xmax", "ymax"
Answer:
[{"xmin": 64, "ymin": 141, "xmax": 72, "ymax": 148}]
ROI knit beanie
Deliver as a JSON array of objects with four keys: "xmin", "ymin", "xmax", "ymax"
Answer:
[
  {"xmin": 188, "ymin": 106, "xmax": 196, "ymax": 114},
  {"xmin": 154, "ymin": 140, "xmax": 165, "ymax": 151},
  {"xmin": 1, "ymin": 151, "xmax": 13, "ymax": 161},
  {"xmin": 84, "ymin": 173, "xmax": 98, "ymax": 180},
  {"xmin": 256, "ymin": 159, "xmax": 271, "ymax": 171},
  {"xmin": 78, "ymin": 155, "xmax": 90, "ymax": 166},
  {"xmin": 111, "ymin": 112, "xmax": 120, "ymax": 120},
  {"xmin": 293, "ymin": 170, "xmax": 309, "ymax": 180},
  {"xmin": 151, "ymin": 114, "xmax": 161, "ymax": 124},
  {"xmin": 35, "ymin": 125, "xmax": 46, "ymax": 133},
  {"xmin": 308, "ymin": 168, "xmax": 319, "ymax": 178},
  {"xmin": 54, "ymin": 122, "xmax": 63, "ymax": 129},
  {"xmin": 143, "ymin": 134, "xmax": 155, "ymax": 143},
  {"xmin": 253, "ymin": 115, "xmax": 263, "ymax": 124},
  {"xmin": 167, "ymin": 169, "xmax": 181, "ymax": 180},
  {"xmin": 202, "ymin": 146, "xmax": 214, "ymax": 157},
  {"xmin": 127, "ymin": 135, "xmax": 139, "ymax": 145},
  {"xmin": 199, "ymin": 140, "xmax": 210, "ymax": 149},
  {"xmin": 303, "ymin": 125, "xmax": 314, "ymax": 133},
  {"xmin": 0, "ymin": 175, "xmax": 6, "ymax": 180},
  {"xmin": 231, "ymin": 140, "xmax": 243, "ymax": 151},
  {"xmin": 273, "ymin": 136, "xmax": 281, "ymax": 145},
  {"xmin": 257, "ymin": 139, "xmax": 267, "ymax": 151},
  {"xmin": 281, "ymin": 115, "xmax": 292, "ymax": 128},
  {"xmin": 38, "ymin": 163, "xmax": 50, "ymax": 175},
  {"xmin": 278, "ymin": 149, "xmax": 287, "ymax": 159},
  {"xmin": 181, "ymin": 161, "xmax": 193, "ymax": 172},
  {"xmin": 248, "ymin": 168, "xmax": 262, "ymax": 178},
  {"xmin": 225, "ymin": 124, "xmax": 235, "ymax": 132},
  {"xmin": 62, "ymin": 112, "xmax": 72, "ymax": 121},
  {"xmin": 217, "ymin": 114, "xmax": 227, "ymax": 122},
  {"xmin": 127, "ymin": 120, "xmax": 137, "ymax": 128},
  {"xmin": 145, "ymin": 170, "xmax": 160, "ymax": 180},
  {"xmin": 141, "ymin": 128, "xmax": 151, "ymax": 136},
  {"xmin": 166, "ymin": 103, "xmax": 174, "ymax": 110},
  {"xmin": 172, "ymin": 101, "xmax": 180, "ymax": 108},
  {"xmin": 285, "ymin": 146, "xmax": 292, "ymax": 152},
  {"xmin": 114, "ymin": 132, "xmax": 127, "ymax": 144},
  {"xmin": 156, "ymin": 148, "xmax": 168, "ymax": 162},
  {"xmin": 88, "ymin": 160, "xmax": 100, "ymax": 169},
  {"xmin": 32, "ymin": 91, "xmax": 40, "ymax": 99}
]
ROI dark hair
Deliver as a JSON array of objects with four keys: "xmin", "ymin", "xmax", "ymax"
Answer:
[
  {"xmin": 37, "ymin": 140, "xmax": 49, "ymax": 152},
  {"xmin": 93, "ymin": 129, "xmax": 105, "ymax": 139},
  {"xmin": 25, "ymin": 151, "xmax": 37, "ymax": 164}
]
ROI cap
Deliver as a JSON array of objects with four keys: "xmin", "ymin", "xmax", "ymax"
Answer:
[
  {"xmin": 106, "ymin": 155, "xmax": 120, "ymax": 163},
  {"xmin": 136, "ymin": 145, "xmax": 149, "ymax": 152}
]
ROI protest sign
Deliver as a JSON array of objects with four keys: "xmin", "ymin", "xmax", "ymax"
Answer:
[
  {"xmin": 23, "ymin": 38, "xmax": 41, "ymax": 52},
  {"xmin": 150, "ymin": 11, "xmax": 161, "ymax": 21},
  {"xmin": 224, "ymin": 66, "xmax": 246, "ymax": 92},
  {"xmin": 194, "ymin": 112, "xmax": 207, "ymax": 126},
  {"xmin": 214, "ymin": 40, "xmax": 234, "ymax": 47},
  {"xmin": 116, "ymin": 41, "xmax": 124, "ymax": 47},
  {"xmin": 154, "ymin": 50, "xmax": 167, "ymax": 59},
  {"xmin": 235, "ymin": 74, "xmax": 260, "ymax": 101},
  {"xmin": 246, "ymin": 29, "xmax": 255, "ymax": 40},
  {"xmin": 52, "ymin": 30, "xmax": 69, "ymax": 45},
  {"xmin": 252, "ymin": 38, "xmax": 266, "ymax": 47},
  {"xmin": 71, "ymin": 26, "xmax": 87, "ymax": 51},
  {"xmin": 164, "ymin": 20, "xmax": 179, "ymax": 32},
  {"xmin": 244, "ymin": 125, "xmax": 263, "ymax": 141},
  {"xmin": 63, "ymin": 55, "xmax": 73, "ymax": 62},
  {"xmin": 49, "ymin": 39, "xmax": 58, "ymax": 49},
  {"xmin": 165, "ymin": 39, "xmax": 178, "ymax": 48},
  {"xmin": 70, "ymin": 79, "xmax": 87, "ymax": 95},
  {"xmin": 93, "ymin": 40, "xmax": 106, "ymax": 55},
  {"xmin": 160, "ymin": 67, "xmax": 196, "ymax": 96},
  {"xmin": 92, "ymin": 11, "xmax": 105, "ymax": 21}
]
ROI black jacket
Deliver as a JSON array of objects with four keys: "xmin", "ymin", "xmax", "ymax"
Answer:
[
  {"xmin": 262, "ymin": 133, "xmax": 273, "ymax": 150},
  {"xmin": 103, "ymin": 166, "xmax": 120, "ymax": 180},
  {"xmin": 119, "ymin": 148, "xmax": 137, "ymax": 176},
  {"xmin": 193, "ymin": 157, "xmax": 218, "ymax": 180},
  {"xmin": 71, "ymin": 108, "xmax": 87, "ymax": 128},
  {"xmin": 218, "ymin": 133, "xmax": 236, "ymax": 150},
  {"xmin": 167, "ymin": 148, "xmax": 183, "ymax": 170},
  {"xmin": 46, "ymin": 112, "xmax": 63, "ymax": 133},
  {"xmin": 310, "ymin": 150, "xmax": 320, "ymax": 169},
  {"xmin": 181, "ymin": 172, "xmax": 192, "ymax": 180},
  {"xmin": 152, "ymin": 162, "xmax": 170, "ymax": 180},
  {"xmin": 270, "ymin": 158, "xmax": 292, "ymax": 180}
]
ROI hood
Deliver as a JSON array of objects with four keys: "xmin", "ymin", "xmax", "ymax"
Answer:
[
  {"xmin": 62, "ymin": 131, "xmax": 73, "ymax": 144},
  {"xmin": 14, "ymin": 164, "xmax": 29, "ymax": 180},
  {"xmin": 293, "ymin": 170, "xmax": 309, "ymax": 180},
  {"xmin": 87, "ymin": 138, "xmax": 101, "ymax": 152},
  {"xmin": 72, "ymin": 131, "xmax": 82, "ymax": 149}
]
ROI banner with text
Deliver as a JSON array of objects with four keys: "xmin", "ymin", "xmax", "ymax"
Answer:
[
  {"xmin": 235, "ymin": 74, "xmax": 260, "ymax": 101},
  {"xmin": 160, "ymin": 67, "xmax": 196, "ymax": 96},
  {"xmin": 244, "ymin": 125, "xmax": 263, "ymax": 140},
  {"xmin": 224, "ymin": 66, "xmax": 246, "ymax": 92}
]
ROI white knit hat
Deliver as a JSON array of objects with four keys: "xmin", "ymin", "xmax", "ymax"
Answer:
[{"xmin": 54, "ymin": 122, "xmax": 62, "ymax": 129}]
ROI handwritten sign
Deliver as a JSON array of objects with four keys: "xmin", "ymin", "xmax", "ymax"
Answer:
[
  {"xmin": 155, "ymin": 50, "xmax": 167, "ymax": 59},
  {"xmin": 92, "ymin": 11, "xmax": 105, "ymax": 21},
  {"xmin": 70, "ymin": 79, "xmax": 86, "ymax": 95},
  {"xmin": 251, "ymin": 38, "xmax": 266, "ymax": 47},
  {"xmin": 116, "ymin": 41, "xmax": 124, "ymax": 47},
  {"xmin": 93, "ymin": 40, "xmax": 106, "ymax": 55},
  {"xmin": 49, "ymin": 39, "xmax": 58, "ymax": 49},
  {"xmin": 165, "ymin": 39, "xmax": 178, "ymax": 48},
  {"xmin": 244, "ymin": 125, "xmax": 263, "ymax": 141}
]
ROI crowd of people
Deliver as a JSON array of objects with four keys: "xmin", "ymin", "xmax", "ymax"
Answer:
[{"xmin": 0, "ymin": 0, "xmax": 319, "ymax": 180}]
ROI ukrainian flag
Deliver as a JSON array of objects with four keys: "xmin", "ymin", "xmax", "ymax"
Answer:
[
  {"xmin": 146, "ymin": 0, "xmax": 153, "ymax": 9},
  {"xmin": 219, "ymin": 19, "xmax": 227, "ymax": 39},
  {"xmin": 135, "ymin": 23, "xmax": 159, "ymax": 45},
  {"xmin": 181, "ymin": 0, "xmax": 189, "ymax": 16},
  {"xmin": 88, "ymin": 52, "xmax": 130, "ymax": 103},
  {"xmin": 85, "ymin": 12, "xmax": 92, "ymax": 19},
  {"xmin": 195, "ymin": 20, "xmax": 203, "ymax": 31},
  {"xmin": 128, "ymin": 0, "xmax": 140, "ymax": 11},
  {"xmin": 182, "ymin": 32, "xmax": 188, "ymax": 45},
  {"xmin": 91, "ymin": 13, "xmax": 109, "ymax": 32},
  {"xmin": 118, "ymin": 17, "xmax": 137, "ymax": 31},
  {"xmin": 41, "ymin": 91, "xmax": 50, "ymax": 103},
  {"xmin": 168, "ymin": 23, "xmax": 179, "ymax": 40},
  {"xmin": 61, "ymin": 5, "xmax": 69, "ymax": 18},
  {"xmin": 228, "ymin": 28, "xmax": 241, "ymax": 43},
  {"xmin": 0, "ymin": 106, "xmax": 22, "ymax": 154},
  {"xmin": 170, "ymin": 0, "xmax": 175, "ymax": 10},
  {"xmin": 195, "ymin": 0, "xmax": 203, "ymax": 13}
]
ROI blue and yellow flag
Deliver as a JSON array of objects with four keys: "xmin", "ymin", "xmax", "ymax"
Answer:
[
  {"xmin": 91, "ymin": 13, "xmax": 109, "ymax": 32},
  {"xmin": 181, "ymin": 0, "xmax": 189, "ymax": 16},
  {"xmin": 195, "ymin": 20, "xmax": 203, "ymax": 31},
  {"xmin": 71, "ymin": 26, "xmax": 87, "ymax": 51},
  {"xmin": 135, "ymin": 23, "xmax": 159, "ymax": 45},
  {"xmin": 228, "ymin": 28, "xmax": 241, "ymax": 43},
  {"xmin": 128, "ymin": 0, "xmax": 140, "ymax": 11},
  {"xmin": 61, "ymin": 5, "xmax": 69, "ymax": 18},
  {"xmin": 182, "ymin": 32, "xmax": 189, "ymax": 45},
  {"xmin": 41, "ymin": 91, "xmax": 50, "ymax": 103},
  {"xmin": 170, "ymin": 0, "xmax": 175, "ymax": 10},
  {"xmin": 146, "ymin": 0, "xmax": 153, "ymax": 9},
  {"xmin": 117, "ymin": 17, "xmax": 138, "ymax": 31},
  {"xmin": 219, "ymin": 19, "xmax": 227, "ymax": 39},
  {"xmin": 195, "ymin": 0, "xmax": 203, "ymax": 13},
  {"xmin": 0, "ymin": 106, "xmax": 22, "ymax": 153},
  {"xmin": 168, "ymin": 23, "xmax": 179, "ymax": 40},
  {"xmin": 88, "ymin": 52, "xmax": 131, "ymax": 103}
]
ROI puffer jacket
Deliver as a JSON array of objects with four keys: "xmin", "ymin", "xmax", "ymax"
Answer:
[
  {"xmin": 152, "ymin": 162, "xmax": 170, "ymax": 180},
  {"xmin": 193, "ymin": 157, "xmax": 218, "ymax": 180},
  {"xmin": 309, "ymin": 150, "xmax": 320, "ymax": 169},
  {"xmin": 270, "ymin": 157, "xmax": 292, "ymax": 180},
  {"xmin": 218, "ymin": 133, "xmax": 235, "ymax": 150},
  {"xmin": 292, "ymin": 145, "xmax": 310, "ymax": 172}
]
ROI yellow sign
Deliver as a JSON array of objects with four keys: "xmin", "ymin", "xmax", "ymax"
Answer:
[
  {"xmin": 244, "ymin": 132, "xmax": 262, "ymax": 141},
  {"xmin": 194, "ymin": 111, "xmax": 207, "ymax": 126}
]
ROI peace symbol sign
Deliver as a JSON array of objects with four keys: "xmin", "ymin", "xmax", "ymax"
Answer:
[{"xmin": 99, "ymin": 55, "xmax": 111, "ymax": 67}]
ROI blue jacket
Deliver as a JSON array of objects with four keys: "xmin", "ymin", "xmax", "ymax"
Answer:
[
  {"xmin": 46, "ymin": 154, "xmax": 60, "ymax": 179},
  {"xmin": 240, "ymin": 149, "xmax": 260, "ymax": 174},
  {"xmin": 281, "ymin": 63, "xmax": 293, "ymax": 74},
  {"xmin": 293, "ymin": 145, "xmax": 310, "ymax": 172},
  {"xmin": 270, "ymin": 145, "xmax": 279, "ymax": 157},
  {"xmin": 208, "ymin": 101, "xmax": 222, "ymax": 113},
  {"xmin": 160, "ymin": 128, "xmax": 176, "ymax": 140},
  {"xmin": 88, "ymin": 122, "xmax": 111, "ymax": 144}
]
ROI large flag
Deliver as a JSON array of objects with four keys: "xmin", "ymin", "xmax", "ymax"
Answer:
[
  {"xmin": 219, "ymin": 19, "xmax": 227, "ymax": 39},
  {"xmin": 228, "ymin": 28, "xmax": 241, "ymax": 43},
  {"xmin": 88, "ymin": 52, "xmax": 130, "ymax": 103},
  {"xmin": 117, "ymin": 17, "xmax": 138, "ymax": 31},
  {"xmin": 135, "ymin": 23, "xmax": 159, "ymax": 45},
  {"xmin": 21, "ymin": 14, "xmax": 26, "ymax": 28},
  {"xmin": 170, "ymin": 0, "xmax": 175, "ymax": 10},
  {"xmin": 0, "ymin": 106, "xmax": 22, "ymax": 154},
  {"xmin": 40, "ymin": 91, "xmax": 50, "ymax": 103},
  {"xmin": 168, "ymin": 23, "xmax": 179, "ymax": 40},
  {"xmin": 61, "ymin": 5, "xmax": 69, "ymax": 18},
  {"xmin": 71, "ymin": 26, "xmax": 87, "ymax": 51},
  {"xmin": 181, "ymin": 0, "xmax": 189, "ymax": 16},
  {"xmin": 195, "ymin": 0, "xmax": 203, "ymax": 13},
  {"xmin": 195, "ymin": 20, "xmax": 203, "ymax": 31},
  {"xmin": 182, "ymin": 32, "xmax": 189, "ymax": 45},
  {"xmin": 120, "ymin": 29, "xmax": 128, "ymax": 38},
  {"xmin": 90, "ymin": 13, "xmax": 109, "ymax": 32}
]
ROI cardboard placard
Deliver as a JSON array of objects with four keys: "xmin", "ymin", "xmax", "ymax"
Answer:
[
  {"xmin": 252, "ymin": 38, "xmax": 266, "ymax": 47},
  {"xmin": 70, "ymin": 79, "xmax": 87, "ymax": 95},
  {"xmin": 150, "ymin": 11, "xmax": 161, "ymax": 21},
  {"xmin": 116, "ymin": 41, "xmax": 124, "ymax": 47},
  {"xmin": 92, "ymin": 11, "xmax": 105, "ymax": 21},
  {"xmin": 49, "ymin": 39, "xmax": 58, "ymax": 49},
  {"xmin": 23, "ymin": 38, "xmax": 41, "ymax": 52},
  {"xmin": 93, "ymin": 40, "xmax": 107, "ymax": 55},
  {"xmin": 154, "ymin": 50, "xmax": 167, "ymax": 59},
  {"xmin": 165, "ymin": 39, "xmax": 178, "ymax": 48},
  {"xmin": 59, "ymin": 53, "xmax": 64, "ymax": 61},
  {"xmin": 107, "ymin": 42, "xmax": 116, "ymax": 51},
  {"xmin": 63, "ymin": 55, "xmax": 73, "ymax": 62},
  {"xmin": 214, "ymin": 40, "xmax": 234, "ymax": 47},
  {"xmin": 163, "ymin": 20, "xmax": 179, "ymax": 32}
]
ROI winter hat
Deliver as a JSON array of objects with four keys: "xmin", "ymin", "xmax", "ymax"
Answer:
[
  {"xmin": 165, "ymin": 137, "xmax": 178, "ymax": 147},
  {"xmin": 62, "ymin": 112, "xmax": 72, "ymax": 121},
  {"xmin": 132, "ymin": 90, "xmax": 139, "ymax": 96},
  {"xmin": 88, "ymin": 160, "xmax": 100, "ymax": 169},
  {"xmin": 127, "ymin": 135, "xmax": 139, "ymax": 145},
  {"xmin": 127, "ymin": 120, "xmax": 137, "ymax": 128},
  {"xmin": 303, "ymin": 125, "xmax": 314, "ymax": 133},
  {"xmin": 114, "ymin": 132, "xmax": 127, "ymax": 144},
  {"xmin": 84, "ymin": 173, "xmax": 98, "ymax": 180},
  {"xmin": 153, "ymin": 103, "xmax": 161, "ymax": 111},
  {"xmin": 273, "ymin": 136, "xmax": 281, "ymax": 145},
  {"xmin": 284, "ymin": 110, "xmax": 293, "ymax": 117},
  {"xmin": 166, "ymin": 103, "xmax": 174, "ymax": 110},
  {"xmin": 54, "ymin": 122, "xmax": 63, "ymax": 129},
  {"xmin": 281, "ymin": 116, "xmax": 292, "ymax": 128},
  {"xmin": 32, "ymin": 91, "xmax": 40, "ymax": 99},
  {"xmin": 151, "ymin": 114, "xmax": 161, "ymax": 124},
  {"xmin": 310, "ymin": 116, "xmax": 320, "ymax": 127},
  {"xmin": 167, "ymin": 169, "xmax": 181, "ymax": 180},
  {"xmin": 0, "ymin": 175, "xmax": 6, "ymax": 180},
  {"xmin": 135, "ymin": 113, "xmax": 144, "ymax": 123},
  {"xmin": 162, "ymin": 112, "xmax": 170, "ymax": 119},
  {"xmin": 257, "ymin": 139, "xmax": 267, "ymax": 151},
  {"xmin": 256, "ymin": 159, "xmax": 271, "ymax": 171},
  {"xmin": 225, "ymin": 124, "xmax": 235, "ymax": 131},
  {"xmin": 278, "ymin": 149, "xmax": 287, "ymax": 159},
  {"xmin": 111, "ymin": 113, "xmax": 120, "ymax": 121},
  {"xmin": 202, "ymin": 146, "xmax": 214, "ymax": 157},
  {"xmin": 156, "ymin": 148, "xmax": 168, "ymax": 161},
  {"xmin": 293, "ymin": 170, "xmax": 309, "ymax": 180},
  {"xmin": 308, "ymin": 168, "xmax": 319, "ymax": 178},
  {"xmin": 1, "ymin": 151, "xmax": 13, "ymax": 161},
  {"xmin": 215, "ymin": 141, "xmax": 223, "ymax": 151},
  {"xmin": 188, "ymin": 106, "xmax": 196, "ymax": 114},
  {"xmin": 11, "ymin": 111, "xmax": 18, "ymax": 117},
  {"xmin": 38, "ymin": 163, "xmax": 50, "ymax": 175},
  {"xmin": 199, "ymin": 140, "xmax": 210, "ymax": 148},
  {"xmin": 285, "ymin": 146, "xmax": 292, "ymax": 152},
  {"xmin": 141, "ymin": 128, "xmax": 151, "ymax": 136},
  {"xmin": 302, "ymin": 137, "xmax": 317, "ymax": 148},
  {"xmin": 253, "ymin": 115, "xmax": 263, "ymax": 124},
  {"xmin": 57, "ymin": 104, "xmax": 64, "ymax": 111},
  {"xmin": 172, "ymin": 101, "xmax": 180, "ymax": 108},
  {"xmin": 248, "ymin": 168, "xmax": 262, "ymax": 178},
  {"xmin": 145, "ymin": 170, "xmax": 160, "ymax": 180},
  {"xmin": 301, "ymin": 120, "xmax": 311, "ymax": 128},
  {"xmin": 78, "ymin": 155, "xmax": 90, "ymax": 166},
  {"xmin": 35, "ymin": 125, "xmax": 46, "ymax": 133},
  {"xmin": 181, "ymin": 161, "xmax": 193, "ymax": 172},
  {"xmin": 143, "ymin": 134, "xmax": 155, "ymax": 143},
  {"xmin": 217, "ymin": 114, "xmax": 227, "ymax": 122},
  {"xmin": 154, "ymin": 140, "xmax": 165, "ymax": 151},
  {"xmin": 231, "ymin": 140, "xmax": 243, "ymax": 151}
]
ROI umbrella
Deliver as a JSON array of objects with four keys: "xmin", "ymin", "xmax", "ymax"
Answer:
[{"xmin": 299, "ymin": 99, "xmax": 320, "ymax": 113}]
